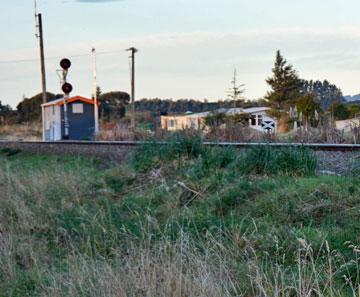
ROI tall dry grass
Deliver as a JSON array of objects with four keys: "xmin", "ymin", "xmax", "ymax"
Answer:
[
  {"xmin": 0, "ymin": 123, "xmax": 42, "ymax": 141},
  {"xmin": 96, "ymin": 123, "xmax": 152, "ymax": 141},
  {"xmin": 0, "ymin": 151, "xmax": 359, "ymax": 296},
  {"xmin": 40, "ymin": 230, "xmax": 360, "ymax": 297}
]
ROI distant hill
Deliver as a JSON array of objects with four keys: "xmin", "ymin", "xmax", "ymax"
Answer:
[{"xmin": 344, "ymin": 94, "xmax": 360, "ymax": 102}]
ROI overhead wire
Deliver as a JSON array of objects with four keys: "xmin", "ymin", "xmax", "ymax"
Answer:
[{"xmin": 0, "ymin": 49, "xmax": 129, "ymax": 65}]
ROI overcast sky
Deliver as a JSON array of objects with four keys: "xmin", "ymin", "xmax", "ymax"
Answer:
[{"xmin": 1, "ymin": 0, "xmax": 360, "ymax": 107}]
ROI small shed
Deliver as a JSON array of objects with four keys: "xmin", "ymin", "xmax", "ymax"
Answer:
[{"xmin": 41, "ymin": 95, "xmax": 97, "ymax": 141}]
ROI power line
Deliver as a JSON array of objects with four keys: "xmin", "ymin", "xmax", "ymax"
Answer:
[{"xmin": 0, "ymin": 49, "xmax": 130, "ymax": 65}]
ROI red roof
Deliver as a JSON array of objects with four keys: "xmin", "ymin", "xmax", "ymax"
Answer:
[{"xmin": 41, "ymin": 95, "xmax": 98, "ymax": 107}]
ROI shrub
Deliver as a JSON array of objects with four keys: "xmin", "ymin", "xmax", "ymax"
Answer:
[
  {"xmin": 0, "ymin": 147, "xmax": 21, "ymax": 157},
  {"xmin": 104, "ymin": 167, "xmax": 136, "ymax": 193},
  {"xmin": 237, "ymin": 145, "xmax": 317, "ymax": 176},
  {"xmin": 132, "ymin": 131, "xmax": 206, "ymax": 172},
  {"xmin": 186, "ymin": 147, "xmax": 236, "ymax": 181},
  {"xmin": 212, "ymin": 180, "xmax": 259, "ymax": 215}
]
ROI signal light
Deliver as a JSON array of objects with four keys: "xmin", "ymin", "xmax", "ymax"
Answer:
[
  {"xmin": 60, "ymin": 58, "xmax": 71, "ymax": 70},
  {"xmin": 62, "ymin": 82, "xmax": 73, "ymax": 95}
]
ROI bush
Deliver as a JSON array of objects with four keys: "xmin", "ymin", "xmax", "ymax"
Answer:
[
  {"xmin": 237, "ymin": 146, "xmax": 317, "ymax": 176},
  {"xmin": 132, "ymin": 132, "xmax": 206, "ymax": 172},
  {"xmin": 0, "ymin": 147, "xmax": 21, "ymax": 157},
  {"xmin": 212, "ymin": 180, "xmax": 260, "ymax": 215}
]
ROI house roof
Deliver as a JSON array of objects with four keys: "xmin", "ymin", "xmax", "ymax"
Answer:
[
  {"xmin": 41, "ymin": 95, "xmax": 97, "ymax": 107},
  {"xmin": 242, "ymin": 107, "xmax": 270, "ymax": 114},
  {"xmin": 190, "ymin": 107, "xmax": 270, "ymax": 117},
  {"xmin": 160, "ymin": 107, "xmax": 271, "ymax": 119}
]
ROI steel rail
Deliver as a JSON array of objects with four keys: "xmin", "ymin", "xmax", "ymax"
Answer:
[{"xmin": 1, "ymin": 140, "xmax": 360, "ymax": 151}]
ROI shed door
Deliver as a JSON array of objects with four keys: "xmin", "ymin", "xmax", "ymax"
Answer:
[{"xmin": 52, "ymin": 105, "xmax": 61, "ymax": 140}]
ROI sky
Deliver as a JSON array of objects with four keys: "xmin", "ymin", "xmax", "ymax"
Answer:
[{"xmin": 0, "ymin": 0, "xmax": 360, "ymax": 108}]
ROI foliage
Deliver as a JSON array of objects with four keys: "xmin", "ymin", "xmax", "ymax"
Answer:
[
  {"xmin": 296, "ymin": 94, "xmax": 320, "ymax": 118},
  {"xmin": 16, "ymin": 92, "xmax": 61, "ymax": 123},
  {"xmin": 236, "ymin": 145, "xmax": 317, "ymax": 176},
  {"xmin": 132, "ymin": 132, "xmax": 206, "ymax": 172},
  {"xmin": 226, "ymin": 69, "xmax": 245, "ymax": 103},
  {"xmin": 265, "ymin": 50, "xmax": 302, "ymax": 112},
  {"xmin": 301, "ymin": 79, "xmax": 345, "ymax": 111},
  {"xmin": 92, "ymin": 86, "xmax": 102, "ymax": 100},
  {"xmin": 204, "ymin": 112, "xmax": 227, "ymax": 128},
  {"xmin": 347, "ymin": 104, "xmax": 360, "ymax": 118},
  {"xmin": 98, "ymin": 91, "xmax": 130, "ymax": 122},
  {"xmin": 0, "ymin": 100, "xmax": 11, "ymax": 113},
  {"xmin": 135, "ymin": 98, "xmax": 261, "ymax": 115},
  {"xmin": 0, "ymin": 147, "xmax": 21, "ymax": 157},
  {"xmin": 331, "ymin": 102, "xmax": 351, "ymax": 120},
  {"xmin": 0, "ymin": 100, "xmax": 13, "ymax": 125},
  {"xmin": 14, "ymin": 89, "xmax": 130, "ymax": 124},
  {"xmin": 227, "ymin": 113, "xmax": 250, "ymax": 125},
  {"xmin": 204, "ymin": 112, "xmax": 250, "ymax": 133},
  {"xmin": 0, "ymin": 123, "xmax": 42, "ymax": 141},
  {"xmin": 296, "ymin": 93, "xmax": 321, "ymax": 127},
  {"xmin": 1, "ymin": 144, "xmax": 360, "ymax": 295}
]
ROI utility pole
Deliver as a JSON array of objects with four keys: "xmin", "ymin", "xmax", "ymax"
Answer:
[
  {"xmin": 37, "ymin": 13, "xmax": 47, "ymax": 105},
  {"xmin": 127, "ymin": 47, "xmax": 138, "ymax": 129},
  {"xmin": 35, "ymin": 0, "xmax": 47, "ymax": 140},
  {"xmin": 92, "ymin": 48, "xmax": 99, "ymax": 134}
]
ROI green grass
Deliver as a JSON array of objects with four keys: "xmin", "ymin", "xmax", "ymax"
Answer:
[
  {"xmin": 0, "ymin": 138, "xmax": 360, "ymax": 296},
  {"xmin": 236, "ymin": 145, "xmax": 317, "ymax": 176}
]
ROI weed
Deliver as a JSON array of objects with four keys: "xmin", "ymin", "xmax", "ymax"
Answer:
[
  {"xmin": 1, "ymin": 142, "xmax": 360, "ymax": 296},
  {"xmin": 237, "ymin": 145, "xmax": 317, "ymax": 176},
  {"xmin": 0, "ymin": 147, "xmax": 21, "ymax": 157}
]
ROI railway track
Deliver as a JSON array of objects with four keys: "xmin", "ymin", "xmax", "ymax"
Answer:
[
  {"xmin": 0, "ymin": 140, "xmax": 358, "ymax": 174},
  {"xmin": 1, "ymin": 140, "xmax": 360, "ymax": 151}
]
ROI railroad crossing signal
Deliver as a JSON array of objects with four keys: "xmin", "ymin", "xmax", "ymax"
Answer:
[
  {"xmin": 261, "ymin": 120, "xmax": 276, "ymax": 133},
  {"xmin": 60, "ymin": 58, "xmax": 71, "ymax": 70},
  {"xmin": 59, "ymin": 58, "xmax": 73, "ymax": 95},
  {"xmin": 59, "ymin": 58, "xmax": 72, "ymax": 139},
  {"xmin": 62, "ymin": 82, "xmax": 73, "ymax": 95}
]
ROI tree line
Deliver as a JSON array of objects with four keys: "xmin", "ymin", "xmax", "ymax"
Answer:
[
  {"xmin": 135, "ymin": 98, "xmax": 263, "ymax": 115},
  {"xmin": 264, "ymin": 50, "xmax": 357, "ymax": 129},
  {"xmin": 0, "ymin": 89, "xmax": 130, "ymax": 124}
]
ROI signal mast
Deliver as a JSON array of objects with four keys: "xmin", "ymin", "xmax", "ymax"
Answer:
[{"xmin": 59, "ymin": 58, "xmax": 73, "ymax": 139}]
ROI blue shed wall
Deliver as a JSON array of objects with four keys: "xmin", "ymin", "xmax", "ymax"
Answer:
[{"xmin": 61, "ymin": 102, "xmax": 95, "ymax": 140}]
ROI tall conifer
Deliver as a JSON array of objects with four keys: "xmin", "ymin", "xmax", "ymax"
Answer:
[{"xmin": 265, "ymin": 50, "xmax": 301, "ymax": 111}]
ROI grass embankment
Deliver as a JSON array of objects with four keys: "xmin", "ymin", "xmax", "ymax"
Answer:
[{"xmin": 0, "ymin": 137, "xmax": 360, "ymax": 296}]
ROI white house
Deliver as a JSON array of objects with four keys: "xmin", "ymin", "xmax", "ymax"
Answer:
[
  {"xmin": 336, "ymin": 118, "xmax": 360, "ymax": 133},
  {"xmin": 161, "ymin": 107, "xmax": 277, "ymax": 133}
]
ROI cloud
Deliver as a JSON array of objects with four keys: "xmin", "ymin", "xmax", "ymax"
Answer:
[
  {"xmin": 76, "ymin": 0, "xmax": 123, "ymax": 3},
  {"xmin": 2, "ymin": 27, "xmax": 360, "ymax": 107}
]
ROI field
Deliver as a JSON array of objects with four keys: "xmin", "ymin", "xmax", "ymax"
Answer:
[
  {"xmin": 1, "ymin": 136, "xmax": 360, "ymax": 296},
  {"xmin": 0, "ymin": 124, "xmax": 42, "ymax": 141}
]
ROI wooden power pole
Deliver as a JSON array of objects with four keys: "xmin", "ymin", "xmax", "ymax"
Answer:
[
  {"xmin": 127, "ymin": 47, "xmax": 138, "ymax": 129},
  {"xmin": 92, "ymin": 48, "xmax": 99, "ymax": 134},
  {"xmin": 35, "ymin": 8, "xmax": 47, "ymax": 140},
  {"xmin": 37, "ymin": 13, "xmax": 47, "ymax": 104}
]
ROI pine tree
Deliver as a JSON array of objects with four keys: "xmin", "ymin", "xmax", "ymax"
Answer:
[
  {"xmin": 227, "ymin": 69, "xmax": 245, "ymax": 108},
  {"xmin": 265, "ymin": 50, "xmax": 301, "ymax": 111},
  {"xmin": 92, "ymin": 86, "xmax": 102, "ymax": 100}
]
